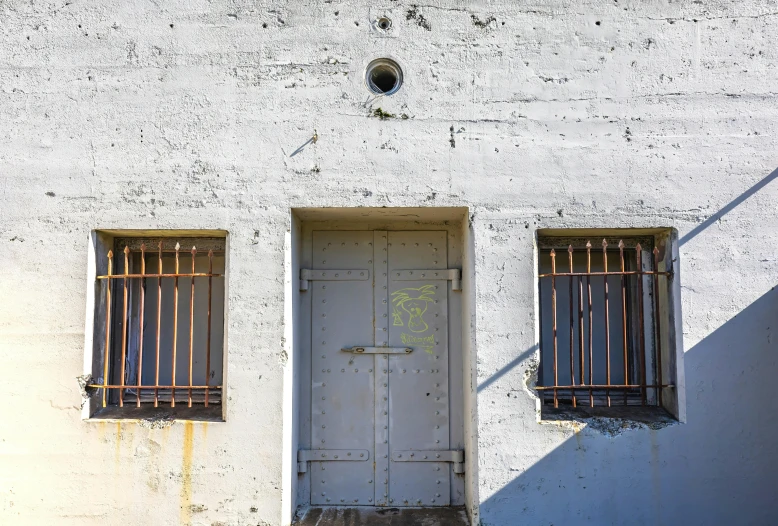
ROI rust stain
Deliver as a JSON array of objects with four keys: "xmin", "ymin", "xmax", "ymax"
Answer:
[
  {"xmin": 115, "ymin": 422, "xmax": 122, "ymax": 467},
  {"xmin": 161, "ymin": 421, "xmax": 171, "ymax": 445},
  {"xmin": 180, "ymin": 422, "xmax": 194, "ymax": 526}
]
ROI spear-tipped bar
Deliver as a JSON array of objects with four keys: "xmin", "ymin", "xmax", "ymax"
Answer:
[
  {"xmin": 538, "ymin": 239, "xmax": 671, "ymax": 409},
  {"xmin": 102, "ymin": 250, "xmax": 114, "ymax": 407},
  {"xmin": 137, "ymin": 244, "xmax": 146, "ymax": 407},
  {"xmin": 97, "ymin": 240, "xmax": 223, "ymax": 410},
  {"xmin": 550, "ymin": 248, "xmax": 558, "ymax": 408}
]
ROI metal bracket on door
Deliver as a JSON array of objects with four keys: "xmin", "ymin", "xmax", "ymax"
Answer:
[
  {"xmin": 341, "ymin": 346, "xmax": 412, "ymax": 354},
  {"xmin": 299, "ymin": 268, "xmax": 370, "ymax": 291},
  {"xmin": 297, "ymin": 449, "xmax": 370, "ymax": 473},
  {"xmin": 391, "ymin": 269, "xmax": 462, "ymax": 291},
  {"xmin": 392, "ymin": 450, "xmax": 465, "ymax": 474}
]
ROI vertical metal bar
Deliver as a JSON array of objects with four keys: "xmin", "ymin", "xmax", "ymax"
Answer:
[
  {"xmin": 568, "ymin": 246, "xmax": 576, "ymax": 408},
  {"xmin": 602, "ymin": 239, "xmax": 611, "ymax": 407},
  {"xmin": 578, "ymin": 275, "xmax": 584, "ymax": 387},
  {"xmin": 205, "ymin": 249, "xmax": 213, "ymax": 407},
  {"xmin": 550, "ymin": 249, "xmax": 558, "ymax": 408},
  {"xmin": 137, "ymin": 244, "xmax": 146, "ymax": 407},
  {"xmin": 653, "ymin": 247, "xmax": 664, "ymax": 408},
  {"xmin": 636, "ymin": 244, "xmax": 647, "ymax": 405},
  {"xmin": 188, "ymin": 247, "xmax": 196, "ymax": 408},
  {"xmin": 586, "ymin": 241, "xmax": 593, "ymax": 407},
  {"xmin": 102, "ymin": 250, "xmax": 114, "ymax": 408},
  {"xmin": 619, "ymin": 240, "xmax": 629, "ymax": 406},
  {"xmin": 171, "ymin": 242, "xmax": 180, "ymax": 407},
  {"xmin": 119, "ymin": 246, "xmax": 130, "ymax": 407},
  {"xmin": 154, "ymin": 241, "xmax": 162, "ymax": 407}
]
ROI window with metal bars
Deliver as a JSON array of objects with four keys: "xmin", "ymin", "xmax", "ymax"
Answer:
[
  {"xmin": 536, "ymin": 232, "xmax": 681, "ymax": 418},
  {"xmin": 87, "ymin": 235, "xmax": 226, "ymax": 419}
]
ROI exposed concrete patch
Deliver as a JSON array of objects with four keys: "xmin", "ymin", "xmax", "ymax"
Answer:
[
  {"xmin": 137, "ymin": 416, "xmax": 176, "ymax": 429},
  {"xmin": 540, "ymin": 408, "xmax": 678, "ymax": 438},
  {"xmin": 522, "ymin": 354, "xmax": 676, "ymax": 437},
  {"xmin": 76, "ymin": 374, "xmax": 95, "ymax": 409}
]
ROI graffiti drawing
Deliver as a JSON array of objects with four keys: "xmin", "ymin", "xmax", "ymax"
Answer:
[
  {"xmin": 392, "ymin": 305, "xmax": 403, "ymax": 326},
  {"xmin": 391, "ymin": 285, "xmax": 436, "ymax": 333}
]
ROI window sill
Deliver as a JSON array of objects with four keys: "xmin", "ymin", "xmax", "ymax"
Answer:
[
  {"xmin": 540, "ymin": 405, "xmax": 677, "ymax": 434},
  {"xmin": 87, "ymin": 404, "xmax": 224, "ymax": 423}
]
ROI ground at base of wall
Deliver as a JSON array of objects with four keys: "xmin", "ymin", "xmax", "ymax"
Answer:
[{"xmin": 293, "ymin": 506, "xmax": 470, "ymax": 526}]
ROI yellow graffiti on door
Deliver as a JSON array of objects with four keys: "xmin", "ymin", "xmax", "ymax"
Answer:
[
  {"xmin": 391, "ymin": 285, "xmax": 436, "ymax": 333},
  {"xmin": 401, "ymin": 332, "xmax": 436, "ymax": 355}
]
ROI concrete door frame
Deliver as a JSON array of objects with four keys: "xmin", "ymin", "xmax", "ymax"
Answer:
[{"xmin": 281, "ymin": 208, "xmax": 479, "ymax": 526}]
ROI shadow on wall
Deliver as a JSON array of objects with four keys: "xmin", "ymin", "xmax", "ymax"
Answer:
[
  {"xmin": 679, "ymin": 167, "xmax": 778, "ymax": 247},
  {"xmin": 478, "ymin": 286, "xmax": 778, "ymax": 525}
]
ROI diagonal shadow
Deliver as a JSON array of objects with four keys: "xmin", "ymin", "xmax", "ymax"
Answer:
[
  {"xmin": 290, "ymin": 137, "xmax": 315, "ymax": 157},
  {"xmin": 475, "ymin": 166, "xmax": 777, "ymax": 399},
  {"xmin": 477, "ymin": 344, "xmax": 538, "ymax": 393},
  {"xmin": 479, "ymin": 287, "xmax": 778, "ymax": 525},
  {"xmin": 679, "ymin": 167, "xmax": 778, "ymax": 246}
]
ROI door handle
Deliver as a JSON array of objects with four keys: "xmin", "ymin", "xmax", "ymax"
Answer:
[{"xmin": 341, "ymin": 346, "xmax": 413, "ymax": 354}]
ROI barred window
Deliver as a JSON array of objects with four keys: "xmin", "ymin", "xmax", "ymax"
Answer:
[
  {"xmin": 536, "ymin": 231, "xmax": 682, "ymax": 420},
  {"xmin": 85, "ymin": 233, "xmax": 226, "ymax": 420}
]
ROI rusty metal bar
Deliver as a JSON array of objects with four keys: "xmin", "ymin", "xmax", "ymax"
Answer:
[
  {"xmin": 119, "ymin": 246, "xmax": 130, "ymax": 407},
  {"xmin": 171, "ymin": 243, "xmax": 180, "ymax": 407},
  {"xmin": 102, "ymin": 250, "xmax": 114, "ymax": 408},
  {"xmin": 90, "ymin": 385, "xmax": 222, "ymax": 389},
  {"xmin": 97, "ymin": 273, "xmax": 222, "ymax": 279},
  {"xmin": 619, "ymin": 241, "xmax": 629, "ymax": 405},
  {"xmin": 550, "ymin": 249, "xmax": 558, "ymax": 408},
  {"xmin": 653, "ymin": 247, "xmax": 664, "ymax": 407},
  {"xmin": 539, "ymin": 238, "xmax": 669, "ymax": 409},
  {"xmin": 536, "ymin": 384, "xmax": 673, "ymax": 390},
  {"xmin": 637, "ymin": 244, "xmax": 647, "ymax": 405},
  {"xmin": 188, "ymin": 247, "xmax": 196, "ymax": 408},
  {"xmin": 538, "ymin": 270, "xmax": 669, "ymax": 278},
  {"xmin": 602, "ymin": 239, "xmax": 611, "ymax": 407},
  {"xmin": 578, "ymin": 275, "xmax": 584, "ymax": 387},
  {"xmin": 136, "ymin": 244, "xmax": 146, "ymax": 407},
  {"xmin": 568, "ymin": 246, "xmax": 576, "ymax": 407},
  {"xmin": 154, "ymin": 241, "xmax": 162, "ymax": 407},
  {"xmin": 205, "ymin": 249, "xmax": 213, "ymax": 407},
  {"xmin": 586, "ymin": 241, "xmax": 593, "ymax": 407}
]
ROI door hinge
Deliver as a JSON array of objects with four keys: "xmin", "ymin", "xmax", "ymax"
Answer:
[
  {"xmin": 391, "ymin": 450, "xmax": 465, "ymax": 474},
  {"xmin": 342, "ymin": 346, "xmax": 412, "ymax": 354},
  {"xmin": 299, "ymin": 269, "xmax": 370, "ymax": 291},
  {"xmin": 297, "ymin": 449, "xmax": 370, "ymax": 473},
  {"xmin": 390, "ymin": 269, "xmax": 462, "ymax": 291}
]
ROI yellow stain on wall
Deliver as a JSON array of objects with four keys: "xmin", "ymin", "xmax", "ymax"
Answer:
[
  {"xmin": 180, "ymin": 422, "xmax": 194, "ymax": 526},
  {"xmin": 115, "ymin": 422, "xmax": 122, "ymax": 467}
]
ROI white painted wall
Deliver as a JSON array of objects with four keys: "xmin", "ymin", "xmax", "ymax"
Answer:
[{"xmin": 1, "ymin": 1, "xmax": 777, "ymax": 525}]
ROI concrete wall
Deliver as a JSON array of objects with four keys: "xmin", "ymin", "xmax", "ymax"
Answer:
[{"xmin": 1, "ymin": 1, "xmax": 777, "ymax": 524}]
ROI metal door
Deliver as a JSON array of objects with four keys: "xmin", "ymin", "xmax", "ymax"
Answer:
[{"xmin": 304, "ymin": 230, "xmax": 459, "ymax": 508}]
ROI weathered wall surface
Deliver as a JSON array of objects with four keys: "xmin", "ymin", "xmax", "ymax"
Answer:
[{"xmin": 1, "ymin": 0, "xmax": 777, "ymax": 525}]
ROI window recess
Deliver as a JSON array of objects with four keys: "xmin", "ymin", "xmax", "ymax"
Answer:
[
  {"xmin": 536, "ymin": 233, "xmax": 682, "ymax": 419},
  {"xmin": 87, "ymin": 235, "xmax": 226, "ymax": 419}
]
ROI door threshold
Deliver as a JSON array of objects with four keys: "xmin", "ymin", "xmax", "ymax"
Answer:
[{"xmin": 294, "ymin": 506, "xmax": 470, "ymax": 525}]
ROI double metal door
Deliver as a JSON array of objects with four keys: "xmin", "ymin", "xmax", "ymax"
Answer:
[{"xmin": 307, "ymin": 230, "xmax": 458, "ymax": 507}]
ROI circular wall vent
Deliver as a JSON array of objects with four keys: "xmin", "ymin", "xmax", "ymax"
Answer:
[
  {"xmin": 376, "ymin": 17, "xmax": 392, "ymax": 31},
  {"xmin": 365, "ymin": 58, "xmax": 403, "ymax": 96}
]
